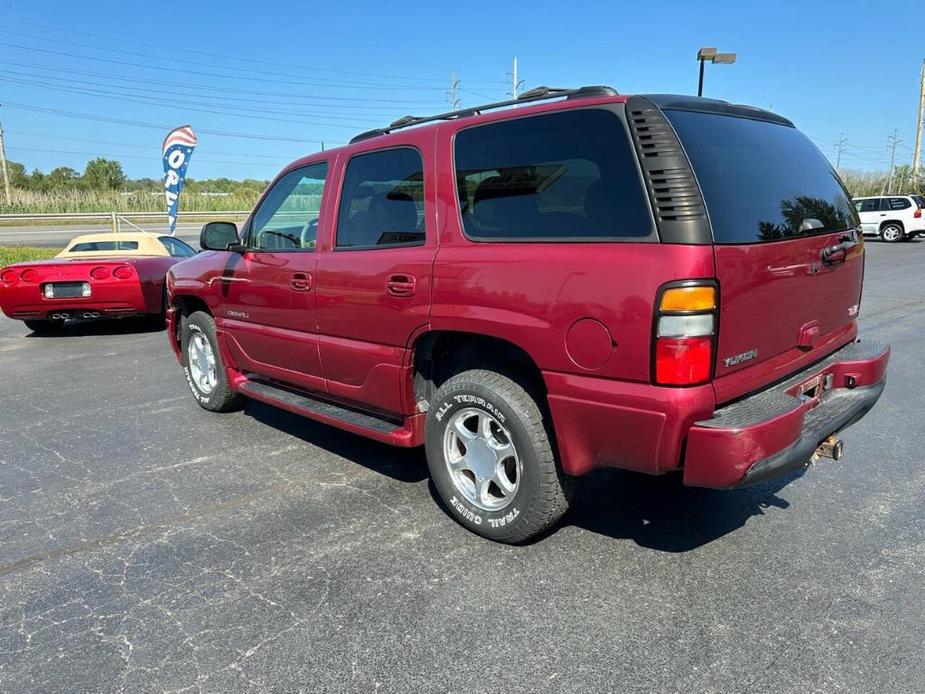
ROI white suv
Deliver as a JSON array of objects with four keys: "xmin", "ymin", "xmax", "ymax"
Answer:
[{"xmin": 854, "ymin": 195, "xmax": 925, "ymax": 242}]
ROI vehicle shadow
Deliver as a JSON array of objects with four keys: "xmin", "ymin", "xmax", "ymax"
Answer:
[
  {"xmin": 243, "ymin": 400, "xmax": 428, "ymax": 483},
  {"xmin": 560, "ymin": 465, "xmax": 804, "ymax": 552},
  {"xmin": 25, "ymin": 317, "xmax": 165, "ymax": 337},
  {"xmin": 243, "ymin": 399, "xmax": 803, "ymax": 550}
]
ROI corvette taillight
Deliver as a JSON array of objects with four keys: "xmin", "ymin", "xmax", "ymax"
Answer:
[
  {"xmin": 0, "ymin": 269, "xmax": 18, "ymax": 284},
  {"xmin": 20, "ymin": 268, "xmax": 39, "ymax": 283},
  {"xmin": 90, "ymin": 266, "xmax": 111, "ymax": 280},
  {"xmin": 653, "ymin": 283, "xmax": 718, "ymax": 386},
  {"xmin": 113, "ymin": 265, "xmax": 134, "ymax": 279}
]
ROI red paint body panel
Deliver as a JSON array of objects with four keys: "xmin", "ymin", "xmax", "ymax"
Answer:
[{"xmin": 0, "ymin": 256, "xmax": 176, "ymax": 319}]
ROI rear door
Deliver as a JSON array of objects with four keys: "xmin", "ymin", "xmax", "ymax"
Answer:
[
  {"xmin": 314, "ymin": 141, "xmax": 436, "ymax": 415},
  {"xmin": 220, "ymin": 161, "xmax": 329, "ymax": 393},
  {"xmin": 855, "ymin": 198, "xmax": 882, "ymax": 235},
  {"xmin": 665, "ymin": 109, "xmax": 864, "ymax": 403}
]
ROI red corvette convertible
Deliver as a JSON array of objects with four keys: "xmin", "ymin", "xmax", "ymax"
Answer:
[{"xmin": 0, "ymin": 231, "xmax": 197, "ymax": 332}]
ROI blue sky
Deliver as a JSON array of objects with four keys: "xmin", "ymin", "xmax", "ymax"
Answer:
[{"xmin": 0, "ymin": 0, "xmax": 922, "ymax": 180}]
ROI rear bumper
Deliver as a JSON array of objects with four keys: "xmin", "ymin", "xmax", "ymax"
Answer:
[
  {"xmin": 683, "ymin": 340, "xmax": 890, "ymax": 488},
  {"xmin": 1, "ymin": 288, "xmax": 150, "ymax": 320}
]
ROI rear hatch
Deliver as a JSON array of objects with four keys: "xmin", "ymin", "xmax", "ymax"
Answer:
[{"xmin": 664, "ymin": 108, "xmax": 864, "ymax": 404}]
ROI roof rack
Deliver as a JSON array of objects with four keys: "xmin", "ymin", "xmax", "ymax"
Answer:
[{"xmin": 349, "ymin": 85, "xmax": 618, "ymax": 144}]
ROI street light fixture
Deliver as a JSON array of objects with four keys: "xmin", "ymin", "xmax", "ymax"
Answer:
[{"xmin": 697, "ymin": 47, "xmax": 736, "ymax": 97}]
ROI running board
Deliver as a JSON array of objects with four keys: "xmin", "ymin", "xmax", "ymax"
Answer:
[{"xmin": 237, "ymin": 379, "xmax": 425, "ymax": 447}]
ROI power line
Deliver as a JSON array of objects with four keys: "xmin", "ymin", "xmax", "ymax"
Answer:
[
  {"xmin": 0, "ymin": 102, "xmax": 336, "ymax": 144},
  {"xmin": 6, "ymin": 145, "xmax": 282, "ymax": 167}
]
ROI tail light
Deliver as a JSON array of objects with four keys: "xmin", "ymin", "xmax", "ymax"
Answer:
[
  {"xmin": 90, "ymin": 266, "xmax": 111, "ymax": 280},
  {"xmin": 20, "ymin": 269, "xmax": 40, "ymax": 283},
  {"xmin": 915, "ymin": 208, "xmax": 922, "ymax": 219},
  {"xmin": 112, "ymin": 265, "xmax": 134, "ymax": 279},
  {"xmin": 0, "ymin": 269, "xmax": 18, "ymax": 284},
  {"xmin": 653, "ymin": 283, "xmax": 718, "ymax": 386}
]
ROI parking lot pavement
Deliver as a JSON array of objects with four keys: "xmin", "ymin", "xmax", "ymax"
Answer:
[{"xmin": 0, "ymin": 241, "xmax": 923, "ymax": 693}]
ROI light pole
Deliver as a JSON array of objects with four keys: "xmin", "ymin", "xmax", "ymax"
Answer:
[{"xmin": 697, "ymin": 47, "xmax": 736, "ymax": 97}]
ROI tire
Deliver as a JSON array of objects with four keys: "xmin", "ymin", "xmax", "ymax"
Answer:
[
  {"xmin": 880, "ymin": 223, "xmax": 904, "ymax": 243},
  {"xmin": 180, "ymin": 310, "xmax": 243, "ymax": 412},
  {"xmin": 424, "ymin": 369, "xmax": 572, "ymax": 543},
  {"xmin": 23, "ymin": 318, "xmax": 64, "ymax": 333}
]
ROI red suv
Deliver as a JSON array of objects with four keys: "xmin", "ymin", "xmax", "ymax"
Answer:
[{"xmin": 165, "ymin": 87, "xmax": 889, "ymax": 543}]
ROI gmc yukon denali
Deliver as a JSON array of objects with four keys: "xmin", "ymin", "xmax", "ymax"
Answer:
[{"xmin": 165, "ymin": 86, "xmax": 890, "ymax": 543}]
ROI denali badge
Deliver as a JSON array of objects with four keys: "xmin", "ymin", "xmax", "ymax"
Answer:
[{"xmin": 723, "ymin": 349, "xmax": 758, "ymax": 367}]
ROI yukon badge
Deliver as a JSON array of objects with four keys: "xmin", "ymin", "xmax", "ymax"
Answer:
[{"xmin": 723, "ymin": 349, "xmax": 758, "ymax": 368}]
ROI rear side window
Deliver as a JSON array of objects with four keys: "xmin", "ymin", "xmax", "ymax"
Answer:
[
  {"xmin": 856, "ymin": 198, "xmax": 882, "ymax": 213},
  {"xmin": 914, "ymin": 195, "xmax": 925, "ymax": 208},
  {"xmin": 454, "ymin": 109, "xmax": 653, "ymax": 241},
  {"xmin": 887, "ymin": 197, "xmax": 911, "ymax": 210},
  {"xmin": 666, "ymin": 110, "xmax": 858, "ymax": 244},
  {"xmin": 335, "ymin": 147, "xmax": 425, "ymax": 249},
  {"xmin": 68, "ymin": 241, "xmax": 139, "ymax": 252}
]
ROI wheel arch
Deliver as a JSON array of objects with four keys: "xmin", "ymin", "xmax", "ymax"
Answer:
[{"xmin": 879, "ymin": 219, "xmax": 905, "ymax": 232}]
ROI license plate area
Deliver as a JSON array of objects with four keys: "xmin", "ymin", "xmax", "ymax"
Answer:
[{"xmin": 44, "ymin": 282, "xmax": 90, "ymax": 299}]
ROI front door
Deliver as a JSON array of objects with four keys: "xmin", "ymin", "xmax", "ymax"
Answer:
[
  {"xmin": 314, "ymin": 144, "xmax": 436, "ymax": 415},
  {"xmin": 220, "ymin": 160, "xmax": 330, "ymax": 393}
]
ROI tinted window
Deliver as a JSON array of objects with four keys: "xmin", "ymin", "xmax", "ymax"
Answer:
[
  {"xmin": 455, "ymin": 109, "xmax": 652, "ymax": 240},
  {"xmin": 913, "ymin": 195, "xmax": 925, "ymax": 209},
  {"xmin": 250, "ymin": 162, "xmax": 328, "ymax": 251},
  {"xmin": 336, "ymin": 148, "xmax": 425, "ymax": 248},
  {"xmin": 666, "ymin": 110, "xmax": 858, "ymax": 243},
  {"xmin": 68, "ymin": 241, "xmax": 139, "ymax": 252},
  {"xmin": 887, "ymin": 197, "xmax": 911, "ymax": 210},
  {"xmin": 158, "ymin": 236, "xmax": 197, "ymax": 257},
  {"xmin": 856, "ymin": 198, "xmax": 881, "ymax": 213}
]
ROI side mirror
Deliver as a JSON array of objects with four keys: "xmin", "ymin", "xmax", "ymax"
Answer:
[{"xmin": 200, "ymin": 221, "xmax": 240, "ymax": 251}]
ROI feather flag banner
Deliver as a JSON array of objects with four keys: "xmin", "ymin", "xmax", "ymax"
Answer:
[{"xmin": 162, "ymin": 125, "xmax": 197, "ymax": 236}]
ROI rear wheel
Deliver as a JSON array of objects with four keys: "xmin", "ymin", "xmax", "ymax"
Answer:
[
  {"xmin": 424, "ymin": 369, "xmax": 572, "ymax": 543},
  {"xmin": 23, "ymin": 318, "xmax": 64, "ymax": 333},
  {"xmin": 880, "ymin": 223, "xmax": 904, "ymax": 242},
  {"xmin": 180, "ymin": 310, "xmax": 242, "ymax": 412}
]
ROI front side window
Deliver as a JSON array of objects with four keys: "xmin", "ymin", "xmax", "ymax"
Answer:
[
  {"xmin": 158, "ymin": 236, "xmax": 197, "ymax": 258},
  {"xmin": 250, "ymin": 162, "xmax": 328, "ymax": 251},
  {"xmin": 454, "ymin": 109, "xmax": 653, "ymax": 241},
  {"xmin": 335, "ymin": 147, "xmax": 425, "ymax": 249}
]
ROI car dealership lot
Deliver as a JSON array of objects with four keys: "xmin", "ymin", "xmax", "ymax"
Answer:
[{"xmin": 0, "ymin": 241, "xmax": 923, "ymax": 693}]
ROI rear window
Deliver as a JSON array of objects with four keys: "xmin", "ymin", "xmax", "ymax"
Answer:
[
  {"xmin": 67, "ymin": 241, "xmax": 139, "ymax": 252},
  {"xmin": 914, "ymin": 195, "xmax": 925, "ymax": 209},
  {"xmin": 666, "ymin": 110, "xmax": 858, "ymax": 244},
  {"xmin": 454, "ymin": 109, "xmax": 653, "ymax": 241}
]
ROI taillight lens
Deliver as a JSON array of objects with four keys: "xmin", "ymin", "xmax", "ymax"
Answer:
[
  {"xmin": 653, "ymin": 283, "xmax": 717, "ymax": 386},
  {"xmin": 0, "ymin": 269, "xmax": 18, "ymax": 284},
  {"xmin": 112, "ymin": 265, "xmax": 134, "ymax": 279},
  {"xmin": 915, "ymin": 208, "xmax": 922, "ymax": 219},
  {"xmin": 90, "ymin": 266, "xmax": 111, "ymax": 280},
  {"xmin": 20, "ymin": 268, "xmax": 39, "ymax": 283}
]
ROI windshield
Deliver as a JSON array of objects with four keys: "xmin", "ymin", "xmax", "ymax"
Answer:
[{"xmin": 665, "ymin": 110, "xmax": 858, "ymax": 244}]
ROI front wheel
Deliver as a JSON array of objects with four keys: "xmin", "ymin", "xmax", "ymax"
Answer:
[
  {"xmin": 424, "ymin": 369, "xmax": 572, "ymax": 543},
  {"xmin": 880, "ymin": 223, "xmax": 904, "ymax": 243},
  {"xmin": 180, "ymin": 310, "xmax": 243, "ymax": 412}
]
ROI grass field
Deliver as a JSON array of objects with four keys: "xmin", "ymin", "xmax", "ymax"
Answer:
[
  {"xmin": 0, "ymin": 246, "xmax": 60, "ymax": 266},
  {"xmin": 4, "ymin": 189, "xmax": 261, "ymax": 215}
]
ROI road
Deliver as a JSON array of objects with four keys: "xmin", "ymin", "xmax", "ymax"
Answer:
[
  {"xmin": 0, "ymin": 219, "xmax": 244, "ymax": 249},
  {"xmin": 0, "ymin": 240, "xmax": 923, "ymax": 693}
]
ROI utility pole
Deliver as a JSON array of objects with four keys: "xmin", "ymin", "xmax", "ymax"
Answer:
[
  {"xmin": 885, "ymin": 129, "xmax": 902, "ymax": 194},
  {"xmin": 448, "ymin": 68, "xmax": 460, "ymax": 110},
  {"xmin": 834, "ymin": 133, "xmax": 848, "ymax": 172},
  {"xmin": 0, "ymin": 106, "xmax": 11, "ymax": 207},
  {"xmin": 509, "ymin": 57, "xmax": 524, "ymax": 98},
  {"xmin": 912, "ymin": 59, "xmax": 924, "ymax": 188}
]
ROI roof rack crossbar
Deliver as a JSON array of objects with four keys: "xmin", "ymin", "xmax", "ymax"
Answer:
[{"xmin": 350, "ymin": 85, "xmax": 618, "ymax": 144}]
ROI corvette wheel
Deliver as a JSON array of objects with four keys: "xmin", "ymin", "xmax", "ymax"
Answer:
[
  {"xmin": 23, "ymin": 318, "xmax": 64, "ymax": 334},
  {"xmin": 180, "ymin": 311, "xmax": 242, "ymax": 412}
]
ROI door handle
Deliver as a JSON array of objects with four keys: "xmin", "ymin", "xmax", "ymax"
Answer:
[
  {"xmin": 386, "ymin": 273, "xmax": 416, "ymax": 297},
  {"xmin": 290, "ymin": 272, "xmax": 312, "ymax": 291}
]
